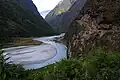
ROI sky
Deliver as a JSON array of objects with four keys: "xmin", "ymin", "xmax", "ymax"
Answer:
[
  {"xmin": 32, "ymin": 0, "xmax": 61, "ymax": 12},
  {"xmin": 40, "ymin": 10, "xmax": 51, "ymax": 18}
]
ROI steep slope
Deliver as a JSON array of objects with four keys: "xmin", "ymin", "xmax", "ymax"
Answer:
[
  {"xmin": 17, "ymin": 0, "xmax": 40, "ymax": 15},
  {"xmin": 0, "ymin": 0, "xmax": 54, "ymax": 42},
  {"xmin": 45, "ymin": 0, "xmax": 79, "ymax": 32},
  {"xmin": 46, "ymin": 0, "xmax": 77, "ymax": 18},
  {"xmin": 65, "ymin": 0, "xmax": 120, "ymax": 58}
]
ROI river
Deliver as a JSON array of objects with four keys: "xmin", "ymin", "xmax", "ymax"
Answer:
[{"xmin": 3, "ymin": 34, "xmax": 67, "ymax": 69}]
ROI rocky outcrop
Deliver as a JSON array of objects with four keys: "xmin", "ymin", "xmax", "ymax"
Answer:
[{"xmin": 65, "ymin": 0, "xmax": 120, "ymax": 58}]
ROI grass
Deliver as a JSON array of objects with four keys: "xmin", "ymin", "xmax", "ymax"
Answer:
[
  {"xmin": 3, "ymin": 38, "xmax": 42, "ymax": 48},
  {"xmin": 13, "ymin": 38, "xmax": 42, "ymax": 46}
]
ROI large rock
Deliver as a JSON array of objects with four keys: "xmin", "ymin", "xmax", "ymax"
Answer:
[{"xmin": 65, "ymin": 0, "xmax": 120, "ymax": 58}]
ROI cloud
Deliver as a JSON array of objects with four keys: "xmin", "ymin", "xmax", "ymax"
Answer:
[{"xmin": 32, "ymin": 0, "xmax": 61, "ymax": 12}]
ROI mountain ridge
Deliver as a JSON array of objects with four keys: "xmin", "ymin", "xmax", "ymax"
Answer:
[{"xmin": 45, "ymin": 0, "xmax": 86, "ymax": 33}]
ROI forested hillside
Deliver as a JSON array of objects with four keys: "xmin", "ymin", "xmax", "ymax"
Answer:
[
  {"xmin": 17, "ymin": 0, "xmax": 40, "ymax": 15},
  {"xmin": 0, "ymin": 0, "xmax": 54, "ymax": 43}
]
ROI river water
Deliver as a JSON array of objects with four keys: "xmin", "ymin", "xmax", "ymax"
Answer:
[{"xmin": 3, "ymin": 34, "xmax": 67, "ymax": 69}]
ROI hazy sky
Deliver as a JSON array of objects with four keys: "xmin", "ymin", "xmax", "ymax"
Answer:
[{"xmin": 32, "ymin": 0, "xmax": 61, "ymax": 12}]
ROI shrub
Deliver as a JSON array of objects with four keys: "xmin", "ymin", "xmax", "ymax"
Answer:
[
  {"xmin": 0, "ymin": 50, "xmax": 26, "ymax": 80},
  {"xmin": 28, "ymin": 47, "xmax": 120, "ymax": 80},
  {"xmin": 1, "ymin": 47, "xmax": 120, "ymax": 80}
]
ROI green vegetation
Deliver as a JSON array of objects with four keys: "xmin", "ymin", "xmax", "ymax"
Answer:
[
  {"xmin": 29, "ymin": 48, "xmax": 120, "ymax": 80},
  {"xmin": 0, "ymin": 48, "xmax": 26, "ymax": 80},
  {"xmin": 56, "ymin": 8, "xmax": 65, "ymax": 15},
  {"xmin": 1, "ymin": 47, "xmax": 120, "ymax": 80},
  {"xmin": 13, "ymin": 38, "xmax": 41, "ymax": 46},
  {"xmin": 3, "ymin": 38, "xmax": 42, "ymax": 48}
]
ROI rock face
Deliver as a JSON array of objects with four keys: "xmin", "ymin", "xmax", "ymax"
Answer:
[
  {"xmin": 65, "ymin": 0, "xmax": 120, "ymax": 58},
  {"xmin": 17, "ymin": 0, "xmax": 40, "ymax": 15},
  {"xmin": 45, "ymin": 0, "xmax": 85, "ymax": 33}
]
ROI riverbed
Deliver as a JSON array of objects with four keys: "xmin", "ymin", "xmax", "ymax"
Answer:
[{"xmin": 3, "ymin": 34, "xmax": 67, "ymax": 69}]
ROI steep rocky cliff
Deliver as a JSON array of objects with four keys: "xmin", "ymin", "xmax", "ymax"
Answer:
[
  {"xmin": 0, "ymin": 0, "xmax": 54, "ymax": 42},
  {"xmin": 65, "ymin": 0, "xmax": 120, "ymax": 58}
]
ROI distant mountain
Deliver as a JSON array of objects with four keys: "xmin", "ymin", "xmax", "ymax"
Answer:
[
  {"xmin": 40, "ymin": 10, "xmax": 51, "ymax": 18},
  {"xmin": 45, "ymin": 0, "xmax": 82, "ymax": 33},
  {"xmin": 0, "ymin": 0, "xmax": 54, "ymax": 42},
  {"xmin": 46, "ymin": 0, "xmax": 77, "ymax": 18}
]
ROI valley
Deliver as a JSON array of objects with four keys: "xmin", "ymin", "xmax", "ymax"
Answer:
[{"xmin": 1, "ymin": 0, "xmax": 120, "ymax": 80}]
